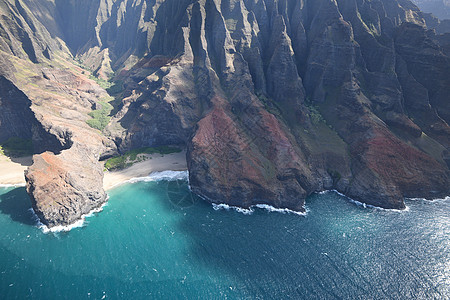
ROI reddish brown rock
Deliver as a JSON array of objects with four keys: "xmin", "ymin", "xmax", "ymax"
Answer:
[
  {"xmin": 0, "ymin": 0, "xmax": 448, "ymax": 221},
  {"xmin": 26, "ymin": 146, "xmax": 107, "ymax": 227},
  {"xmin": 188, "ymin": 96, "xmax": 318, "ymax": 211}
]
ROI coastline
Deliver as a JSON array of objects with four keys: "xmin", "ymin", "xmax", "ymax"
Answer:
[
  {"xmin": 0, "ymin": 151, "xmax": 188, "ymax": 190},
  {"xmin": 103, "ymin": 151, "xmax": 188, "ymax": 190},
  {"xmin": 2, "ymin": 151, "xmax": 449, "ymax": 232},
  {"xmin": 0, "ymin": 155, "xmax": 32, "ymax": 186}
]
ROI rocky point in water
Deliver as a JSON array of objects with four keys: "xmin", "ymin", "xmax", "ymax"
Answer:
[{"xmin": 0, "ymin": 0, "xmax": 449, "ymax": 227}]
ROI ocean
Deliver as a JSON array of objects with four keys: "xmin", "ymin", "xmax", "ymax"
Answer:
[{"xmin": 0, "ymin": 173, "xmax": 449, "ymax": 299}]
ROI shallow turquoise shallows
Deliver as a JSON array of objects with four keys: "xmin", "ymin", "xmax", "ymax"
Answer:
[{"xmin": 0, "ymin": 180, "xmax": 449, "ymax": 299}]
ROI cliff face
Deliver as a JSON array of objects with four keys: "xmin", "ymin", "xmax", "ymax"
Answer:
[
  {"xmin": 92, "ymin": 0, "xmax": 449, "ymax": 209},
  {"xmin": 22, "ymin": 66, "xmax": 112, "ymax": 227},
  {"xmin": 0, "ymin": 73, "xmax": 107, "ymax": 227},
  {"xmin": 0, "ymin": 0, "xmax": 114, "ymax": 227},
  {"xmin": 0, "ymin": 0, "xmax": 449, "ymax": 226},
  {"xmin": 0, "ymin": 76, "xmax": 35, "ymax": 142}
]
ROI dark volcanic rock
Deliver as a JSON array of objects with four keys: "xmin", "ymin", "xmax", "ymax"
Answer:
[
  {"xmin": 188, "ymin": 97, "xmax": 318, "ymax": 211},
  {"xmin": 0, "ymin": 0, "xmax": 449, "ymax": 218},
  {"xmin": 0, "ymin": 76, "xmax": 35, "ymax": 143},
  {"xmin": 0, "ymin": 75, "xmax": 66, "ymax": 154}
]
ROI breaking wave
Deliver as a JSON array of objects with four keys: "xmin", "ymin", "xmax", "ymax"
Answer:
[
  {"xmin": 319, "ymin": 190, "xmax": 410, "ymax": 212},
  {"xmin": 31, "ymin": 201, "xmax": 109, "ymax": 234},
  {"xmin": 127, "ymin": 170, "xmax": 189, "ymax": 184},
  {"xmin": 407, "ymin": 196, "xmax": 450, "ymax": 203},
  {"xmin": 212, "ymin": 203, "xmax": 307, "ymax": 216},
  {"xmin": 212, "ymin": 203, "xmax": 254, "ymax": 215},
  {"xmin": 254, "ymin": 204, "xmax": 307, "ymax": 216},
  {"xmin": 0, "ymin": 183, "xmax": 26, "ymax": 188}
]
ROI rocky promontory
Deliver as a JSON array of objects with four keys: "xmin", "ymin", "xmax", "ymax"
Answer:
[
  {"xmin": 0, "ymin": 0, "xmax": 449, "ymax": 227},
  {"xmin": 26, "ymin": 146, "xmax": 107, "ymax": 227}
]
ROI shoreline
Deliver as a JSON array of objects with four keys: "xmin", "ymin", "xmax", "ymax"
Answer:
[
  {"xmin": 1, "ymin": 151, "xmax": 448, "ymax": 214},
  {"xmin": 103, "ymin": 151, "xmax": 188, "ymax": 190},
  {"xmin": 0, "ymin": 151, "xmax": 188, "ymax": 190},
  {"xmin": 0, "ymin": 155, "xmax": 32, "ymax": 186}
]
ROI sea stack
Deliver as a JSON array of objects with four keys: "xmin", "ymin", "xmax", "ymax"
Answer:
[{"xmin": 0, "ymin": 0, "xmax": 448, "ymax": 227}]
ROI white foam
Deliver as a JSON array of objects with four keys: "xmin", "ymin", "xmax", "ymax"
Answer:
[
  {"xmin": 212, "ymin": 203, "xmax": 254, "ymax": 215},
  {"xmin": 407, "ymin": 196, "xmax": 450, "ymax": 203},
  {"xmin": 31, "ymin": 201, "xmax": 109, "ymax": 234},
  {"xmin": 254, "ymin": 204, "xmax": 307, "ymax": 216},
  {"xmin": 346, "ymin": 198, "xmax": 410, "ymax": 212},
  {"xmin": 321, "ymin": 189, "xmax": 410, "ymax": 212},
  {"xmin": 127, "ymin": 170, "xmax": 189, "ymax": 184},
  {"xmin": 0, "ymin": 183, "xmax": 26, "ymax": 188},
  {"xmin": 211, "ymin": 203, "xmax": 307, "ymax": 216},
  {"xmin": 320, "ymin": 189, "xmax": 450, "ymax": 211}
]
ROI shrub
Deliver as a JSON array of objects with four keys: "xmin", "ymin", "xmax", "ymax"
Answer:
[
  {"xmin": 0, "ymin": 137, "xmax": 33, "ymax": 157},
  {"xmin": 307, "ymin": 105, "xmax": 325, "ymax": 125},
  {"xmin": 86, "ymin": 100, "xmax": 114, "ymax": 131}
]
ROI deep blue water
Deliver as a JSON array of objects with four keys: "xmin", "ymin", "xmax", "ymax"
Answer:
[{"xmin": 0, "ymin": 179, "xmax": 449, "ymax": 299}]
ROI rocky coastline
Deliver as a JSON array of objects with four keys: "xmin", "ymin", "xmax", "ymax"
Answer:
[{"xmin": 0, "ymin": 0, "xmax": 449, "ymax": 228}]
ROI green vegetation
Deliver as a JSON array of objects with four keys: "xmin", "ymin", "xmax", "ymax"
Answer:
[
  {"xmin": 0, "ymin": 137, "xmax": 33, "ymax": 157},
  {"xmin": 89, "ymin": 75, "xmax": 124, "ymax": 95},
  {"xmin": 256, "ymin": 93, "xmax": 287, "ymax": 123},
  {"xmin": 307, "ymin": 104, "xmax": 325, "ymax": 125},
  {"xmin": 86, "ymin": 72, "xmax": 124, "ymax": 129},
  {"xmin": 89, "ymin": 74, "xmax": 113, "ymax": 90},
  {"xmin": 106, "ymin": 80, "xmax": 124, "ymax": 95},
  {"xmin": 106, "ymin": 80, "xmax": 125, "ymax": 115},
  {"xmin": 86, "ymin": 99, "xmax": 114, "ymax": 131},
  {"xmin": 104, "ymin": 155, "xmax": 132, "ymax": 171},
  {"xmin": 104, "ymin": 146, "xmax": 182, "ymax": 171},
  {"xmin": 328, "ymin": 169, "xmax": 342, "ymax": 182}
]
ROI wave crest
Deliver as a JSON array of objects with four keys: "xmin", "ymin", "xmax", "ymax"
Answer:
[
  {"xmin": 30, "ymin": 201, "xmax": 108, "ymax": 234},
  {"xmin": 0, "ymin": 183, "xmax": 26, "ymax": 188},
  {"xmin": 212, "ymin": 203, "xmax": 307, "ymax": 216},
  {"xmin": 127, "ymin": 170, "xmax": 189, "ymax": 184},
  {"xmin": 320, "ymin": 190, "xmax": 410, "ymax": 212}
]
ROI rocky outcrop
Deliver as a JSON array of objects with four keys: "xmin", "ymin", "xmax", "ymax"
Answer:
[
  {"xmin": 0, "ymin": 71, "xmax": 108, "ymax": 227},
  {"xmin": 188, "ymin": 96, "xmax": 318, "ymax": 211},
  {"xmin": 0, "ymin": 0, "xmax": 449, "ymax": 223},
  {"xmin": 25, "ymin": 145, "xmax": 107, "ymax": 227},
  {"xmin": 21, "ymin": 66, "xmax": 112, "ymax": 227}
]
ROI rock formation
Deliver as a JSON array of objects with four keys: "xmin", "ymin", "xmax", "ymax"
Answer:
[
  {"xmin": 0, "ymin": 76, "xmax": 35, "ymax": 143},
  {"xmin": 0, "ymin": 0, "xmax": 449, "ymax": 226}
]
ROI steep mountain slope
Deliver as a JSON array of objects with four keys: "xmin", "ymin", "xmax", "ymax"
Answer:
[
  {"xmin": 0, "ymin": 0, "xmax": 114, "ymax": 226},
  {"xmin": 0, "ymin": 0, "xmax": 449, "ymax": 227}
]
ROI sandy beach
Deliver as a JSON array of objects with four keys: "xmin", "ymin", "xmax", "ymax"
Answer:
[
  {"xmin": 0, "ymin": 155, "xmax": 32, "ymax": 186},
  {"xmin": 103, "ymin": 151, "xmax": 187, "ymax": 190},
  {"xmin": 0, "ymin": 151, "xmax": 187, "ymax": 189}
]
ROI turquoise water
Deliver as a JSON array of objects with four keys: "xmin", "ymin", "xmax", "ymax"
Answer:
[{"xmin": 0, "ymin": 179, "xmax": 449, "ymax": 299}]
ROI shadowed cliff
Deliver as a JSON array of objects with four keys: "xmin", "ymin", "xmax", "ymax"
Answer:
[{"xmin": 0, "ymin": 0, "xmax": 449, "ymax": 226}]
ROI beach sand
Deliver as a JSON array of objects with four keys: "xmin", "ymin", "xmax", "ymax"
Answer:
[
  {"xmin": 0, "ymin": 155, "xmax": 32, "ymax": 186},
  {"xmin": 103, "ymin": 151, "xmax": 187, "ymax": 190},
  {"xmin": 0, "ymin": 151, "xmax": 187, "ymax": 190}
]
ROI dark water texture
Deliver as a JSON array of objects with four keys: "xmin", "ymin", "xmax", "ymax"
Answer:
[{"xmin": 0, "ymin": 180, "xmax": 448, "ymax": 299}]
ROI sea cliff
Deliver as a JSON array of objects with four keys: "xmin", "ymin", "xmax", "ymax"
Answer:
[{"xmin": 0, "ymin": 0, "xmax": 449, "ymax": 227}]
